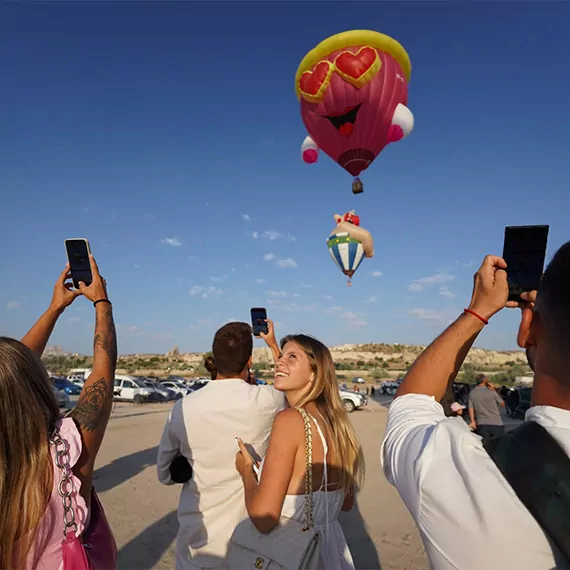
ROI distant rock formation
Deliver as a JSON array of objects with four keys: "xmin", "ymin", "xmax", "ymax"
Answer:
[{"xmin": 167, "ymin": 345, "xmax": 180, "ymax": 358}]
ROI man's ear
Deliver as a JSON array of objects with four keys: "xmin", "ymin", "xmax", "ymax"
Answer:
[
  {"xmin": 517, "ymin": 306, "xmax": 537, "ymax": 348},
  {"xmin": 247, "ymin": 356, "xmax": 253, "ymax": 370}
]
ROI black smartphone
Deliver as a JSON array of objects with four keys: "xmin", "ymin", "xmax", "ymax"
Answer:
[
  {"xmin": 502, "ymin": 225, "xmax": 549, "ymax": 302},
  {"xmin": 250, "ymin": 307, "xmax": 268, "ymax": 337},
  {"xmin": 65, "ymin": 238, "xmax": 93, "ymax": 289}
]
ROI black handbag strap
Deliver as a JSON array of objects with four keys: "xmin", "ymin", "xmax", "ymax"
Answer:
[{"xmin": 484, "ymin": 421, "xmax": 570, "ymax": 561}]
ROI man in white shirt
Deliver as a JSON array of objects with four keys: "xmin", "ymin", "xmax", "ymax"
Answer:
[
  {"xmin": 157, "ymin": 322, "xmax": 285, "ymax": 569},
  {"xmin": 382, "ymin": 243, "xmax": 570, "ymax": 569}
]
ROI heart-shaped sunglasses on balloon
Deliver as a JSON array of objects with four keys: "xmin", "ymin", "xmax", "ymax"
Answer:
[{"xmin": 298, "ymin": 46, "xmax": 382, "ymax": 103}]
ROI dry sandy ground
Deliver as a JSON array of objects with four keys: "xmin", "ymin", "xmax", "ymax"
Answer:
[{"xmin": 94, "ymin": 399, "xmax": 428, "ymax": 570}]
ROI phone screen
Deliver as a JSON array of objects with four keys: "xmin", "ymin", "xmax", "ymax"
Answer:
[
  {"xmin": 65, "ymin": 239, "xmax": 92, "ymax": 288},
  {"xmin": 250, "ymin": 308, "xmax": 268, "ymax": 337},
  {"xmin": 502, "ymin": 225, "xmax": 549, "ymax": 301}
]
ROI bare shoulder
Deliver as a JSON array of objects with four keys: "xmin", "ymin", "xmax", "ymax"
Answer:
[{"xmin": 272, "ymin": 408, "xmax": 304, "ymax": 432}]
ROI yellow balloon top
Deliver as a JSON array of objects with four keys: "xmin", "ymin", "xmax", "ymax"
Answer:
[{"xmin": 295, "ymin": 30, "xmax": 412, "ymax": 99}]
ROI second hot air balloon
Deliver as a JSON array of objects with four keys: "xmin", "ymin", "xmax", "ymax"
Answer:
[{"xmin": 296, "ymin": 30, "xmax": 414, "ymax": 194}]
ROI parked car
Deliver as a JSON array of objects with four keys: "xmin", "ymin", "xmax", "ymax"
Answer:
[
  {"xmin": 166, "ymin": 375, "xmax": 189, "ymax": 385},
  {"xmin": 340, "ymin": 389, "xmax": 367, "ymax": 413},
  {"xmin": 52, "ymin": 385, "xmax": 70, "ymax": 409},
  {"xmin": 160, "ymin": 380, "xmax": 191, "ymax": 397},
  {"xmin": 506, "ymin": 386, "xmax": 532, "ymax": 420},
  {"xmin": 139, "ymin": 378, "xmax": 178, "ymax": 402},
  {"xmin": 52, "ymin": 376, "xmax": 82, "ymax": 396},
  {"xmin": 67, "ymin": 374, "xmax": 85, "ymax": 387},
  {"xmin": 351, "ymin": 377, "xmax": 366, "ymax": 384},
  {"xmin": 381, "ymin": 381, "xmax": 399, "ymax": 395},
  {"xmin": 113, "ymin": 375, "xmax": 152, "ymax": 403}
]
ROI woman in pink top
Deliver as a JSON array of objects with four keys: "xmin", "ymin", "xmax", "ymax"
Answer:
[{"xmin": 1, "ymin": 255, "xmax": 117, "ymax": 570}]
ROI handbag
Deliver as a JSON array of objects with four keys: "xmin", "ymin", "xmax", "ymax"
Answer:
[
  {"xmin": 227, "ymin": 407, "xmax": 321, "ymax": 570},
  {"xmin": 51, "ymin": 428, "xmax": 118, "ymax": 570}
]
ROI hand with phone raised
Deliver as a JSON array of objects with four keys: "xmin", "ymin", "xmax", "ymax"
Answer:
[
  {"xmin": 78, "ymin": 255, "xmax": 109, "ymax": 304},
  {"xmin": 49, "ymin": 264, "xmax": 83, "ymax": 314},
  {"xmin": 260, "ymin": 318, "xmax": 281, "ymax": 364},
  {"xmin": 466, "ymin": 255, "xmax": 510, "ymax": 322}
]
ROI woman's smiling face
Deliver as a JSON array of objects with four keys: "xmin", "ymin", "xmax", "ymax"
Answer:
[{"xmin": 274, "ymin": 341, "xmax": 314, "ymax": 393}]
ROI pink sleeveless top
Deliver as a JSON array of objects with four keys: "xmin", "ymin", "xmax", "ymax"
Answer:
[{"xmin": 23, "ymin": 417, "xmax": 89, "ymax": 570}]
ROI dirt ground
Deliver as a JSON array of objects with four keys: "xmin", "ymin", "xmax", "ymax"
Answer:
[{"xmin": 94, "ymin": 399, "xmax": 428, "ymax": 570}]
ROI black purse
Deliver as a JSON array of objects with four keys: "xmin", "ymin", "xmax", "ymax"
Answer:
[{"xmin": 169, "ymin": 454, "xmax": 193, "ymax": 483}]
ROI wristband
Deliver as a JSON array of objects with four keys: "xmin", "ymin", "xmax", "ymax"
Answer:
[
  {"xmin": 463, "ymin": 308, "xmax": 488, "ymax": 325},
  {"xmin": 93, "ymin": 299, "xmax": 112, "ymax": 308}
]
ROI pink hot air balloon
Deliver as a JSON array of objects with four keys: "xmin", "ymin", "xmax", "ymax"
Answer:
[{"xmin": 295, "ymin": 30, "xmax": 414, "ymax": 194}]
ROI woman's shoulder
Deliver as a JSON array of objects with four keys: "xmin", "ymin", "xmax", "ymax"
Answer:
[{"xmin": 271, "ymin": 408, "xmax": 305, "ymax": 435}]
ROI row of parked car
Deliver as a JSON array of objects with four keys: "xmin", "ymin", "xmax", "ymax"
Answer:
[
  {"xmin": 49, "ymin": 371, "xmax": 211, "ymax": 406},
  {"xmin": 113, "ymin": 375, "xmax": 210, "ymax": 403}
]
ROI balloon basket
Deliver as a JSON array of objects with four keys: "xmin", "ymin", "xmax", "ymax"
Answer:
[
  {"xmin": 352, "ymin": 177, "xmax": 363, "ymax": 194},
  {"xmin": 347, "ymin": 279, "xmax": 352, "ymax": 287}
]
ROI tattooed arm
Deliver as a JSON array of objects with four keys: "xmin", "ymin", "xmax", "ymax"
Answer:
[{"xmin": 69, "ymin": 255, "xmax": 117, "ymax": 498}]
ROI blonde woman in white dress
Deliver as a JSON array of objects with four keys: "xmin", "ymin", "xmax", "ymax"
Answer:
[{"xmin": 235, "ymin": 333, "xmax": 365, "ymax": 569}]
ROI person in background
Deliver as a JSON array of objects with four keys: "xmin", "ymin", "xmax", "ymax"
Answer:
[
  {"xmin": 450, "ymin": 402, "xmax": 469, "ymax": 425},
  {"xmin": 382, "ymin": 246, "xmax": 570, "ymax": 569},
  {"xmin": 204, "ymin": 355, "xmax": 217, "ymax": 380},
  {"xmin": 2, "ymin": 256, "xmax": 116, "ymax": 569},
  {"xmin": 468, "ymin": 374, "xmax": 505, "ymax": 443},
  {"xmin": 157, "ymin": 322, "xmax": 285, "ymax": 570}
]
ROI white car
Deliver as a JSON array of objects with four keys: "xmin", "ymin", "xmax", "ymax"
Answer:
[
  {"xmin": 340, "ymin": 389, "xmax": 367, "ymax": 413},
  {"xmin": 67, "ymin": 374, "xmax": 85, "ymax": 387},
  {"xmin": 113, "ymin": 375, "xmax": 152, "ymax": 403}
]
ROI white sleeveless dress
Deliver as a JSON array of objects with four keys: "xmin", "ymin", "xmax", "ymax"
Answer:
[{"xmin": 260, "ymin": 414, "xmax": 355, "ymax": 570}]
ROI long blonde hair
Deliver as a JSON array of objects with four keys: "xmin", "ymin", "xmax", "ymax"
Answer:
[
  {"xmin": 280, "ymin": 334, "xmax": 365, "ymax": 494},
  {"xmin": 0, "ymin": 338, "xmax": 59, "ymax": 570}
]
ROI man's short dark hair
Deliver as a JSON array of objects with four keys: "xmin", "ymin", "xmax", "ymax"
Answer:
[
  {"xmin": 476, "ymin": 374, "xmax": 488, "ymax": 385},
  {"xmin": 536, "ymin": 240, "xmax": 570, "ymax": 368},
  {"xmin": 212, "ymin": 322, "xmax": 253, "ymax": 377}
]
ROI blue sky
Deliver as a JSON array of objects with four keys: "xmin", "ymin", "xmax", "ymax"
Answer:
[{"xmin": 1, "ymin": 2, "xmax": 569, "ymax": 355}]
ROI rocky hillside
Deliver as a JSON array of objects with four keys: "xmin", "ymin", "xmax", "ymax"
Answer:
[{"xmin": 44, "ymin": 343, "xmax": 529, "ymax": 379}]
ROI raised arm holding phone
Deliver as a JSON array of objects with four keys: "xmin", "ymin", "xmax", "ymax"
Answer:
[
  {"xmin": 1, "ymin": 250, "xmax": 118, "ymax": 570},
  {"xmin": 382, "ymin": 239, "xmax": 570, "ymax": 570}
]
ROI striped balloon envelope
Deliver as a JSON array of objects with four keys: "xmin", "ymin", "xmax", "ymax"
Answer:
[{"xmin": 327, "ymin": 232, "xmax": 365, "ymax": 285}]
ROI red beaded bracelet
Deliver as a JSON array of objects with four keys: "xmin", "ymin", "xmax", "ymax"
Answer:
[{"xmin": 463, "ymin": 308, "xmax": 489, "ymax": 325}]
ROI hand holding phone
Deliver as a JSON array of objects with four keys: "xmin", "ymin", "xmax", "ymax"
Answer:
[
  {"xmin": 235, "ymin": 437, "xmax": 260, "ymax": 479},
  {"xmin": 65, "ymin": 238, "xmax": 93, "ymax": 289},
  {"xmin": 250, "ymin": 307, "xmax": 268, "ymax": 337},
  {"xmin": 502, "ymin": 225, "xmax": 549, "ymax": 302}
]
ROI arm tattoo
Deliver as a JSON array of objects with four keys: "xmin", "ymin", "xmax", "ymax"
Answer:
[
  {"xmin": 94, "ymin": 304, "xmax": 118, "ymax": 368},
  {"xmin": 71, "ymin": 378, "xmax": 112, "ymax": 431},
  {"xmin": 71, "ymin": 304, "xmax": 117, "ymax": 432}
]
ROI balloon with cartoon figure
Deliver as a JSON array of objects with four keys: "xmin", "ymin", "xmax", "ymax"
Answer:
[
  {"xmin": 327, "ymin": 211, "xmax": 374, "ymax": 286},
  {"xmin": 296, "ymin": 30, "xmax": 414, "ymax": 194}
]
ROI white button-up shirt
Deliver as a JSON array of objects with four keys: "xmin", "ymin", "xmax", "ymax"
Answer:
[
  {"xmin": 157, "ymin": 379, "xmax": 285, "ymax": 569},
  {"xmin": 382, "ymin": 393, "xmax": 570, "ymax": 569}
]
